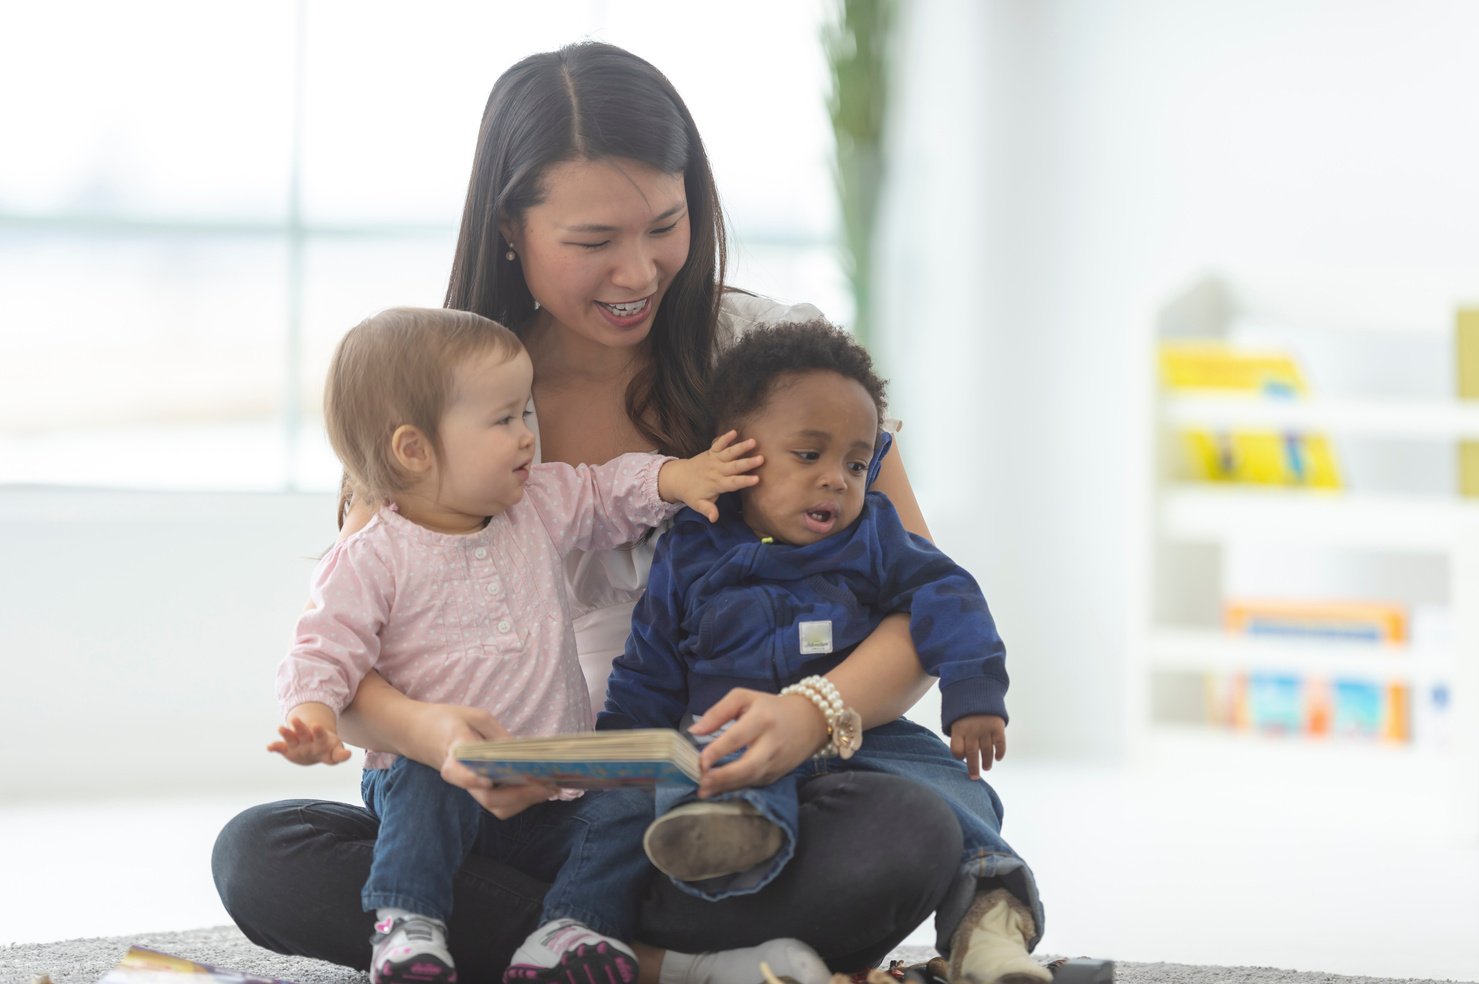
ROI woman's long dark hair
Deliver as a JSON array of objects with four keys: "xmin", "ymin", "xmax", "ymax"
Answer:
[{"xmin": 445, "ymin": 42, "xmax": 727, "ymax": 457}]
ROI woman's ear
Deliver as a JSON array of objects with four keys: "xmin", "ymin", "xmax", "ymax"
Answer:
[
  {"xmin": 390, "ymin": 425, "xmax": 435, "ymax": 476},
  {"xmin": 498, "ymin": 219, "xmax": 518, "ymax": 252}
]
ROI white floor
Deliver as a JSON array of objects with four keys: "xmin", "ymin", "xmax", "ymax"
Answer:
[{"xmin": 3, "ymin": 750, "xmax": 1477, "ymax": 982}]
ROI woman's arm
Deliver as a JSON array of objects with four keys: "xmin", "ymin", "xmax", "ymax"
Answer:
[
  {"xmin": 337, "ymin": 672, "xmax": 445, "ymax": 763},
  {"xmin": 340, "ymin": 672, "xmax": 553, "ymax": 818},
  {"xmin": 872, "ymin": 433, "xmax": 932, "ymax": 542},
  {"xmin": 688, "ymin": 615, "xmax": 929, "ymax": 797}
]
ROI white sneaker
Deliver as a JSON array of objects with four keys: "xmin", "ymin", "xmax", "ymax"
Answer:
[
  {"xmin": 947, "ymin": 889, "xmax": 1051, "ymax": 984},
  {"xmin": 370, "ymin": 913, "xmax": 456, "ymax": 984},
  {"xmin": 504, "ymin": 918, "xmax": 638, "ymax": 984}
]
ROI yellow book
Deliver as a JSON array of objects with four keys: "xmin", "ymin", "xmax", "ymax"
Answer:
[
  {"xmin": 1159, "ymin": 342, "xmax": 1342, "ymax": 488},
  {"xmin": 1457, "ymin": 308, "xmax": 1479, "ymax": 496}
]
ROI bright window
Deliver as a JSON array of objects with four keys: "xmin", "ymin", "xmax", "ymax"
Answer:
[{"xmin": 0, "ymin": 0, "xmax": 849, "ymax": 491}]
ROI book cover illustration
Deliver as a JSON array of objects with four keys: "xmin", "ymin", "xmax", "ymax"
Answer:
[
  {"xmin": 455, "ymin": 728, "xmax": 701, "ymax": 788},
  {"xmin": 1205, "ymin": 599, "xmax": 1411, "ymax": 742},
  {"xmin": 98, "ymin": 946, "xmax": 299, "ymax": 984},
  {"xmin": 1159, "ymin": 342, "xmax": 1343, "ymax": 488}
]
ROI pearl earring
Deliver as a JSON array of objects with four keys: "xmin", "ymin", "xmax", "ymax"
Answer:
[{"xmin": 505, "ymin": 246, "xmax": 517, "ymax": 262}]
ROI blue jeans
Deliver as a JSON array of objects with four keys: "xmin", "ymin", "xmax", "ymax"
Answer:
[
  {"xmin": 655, "ymin": 718, "xmax": 1045, "ymax": 947},
  {"xmin": 361, "ymin": 758, "xmax": 654, "ymax": 939}
]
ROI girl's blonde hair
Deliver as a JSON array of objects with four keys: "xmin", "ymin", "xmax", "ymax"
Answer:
[{"xmin": 327, "ymin": 306, "xmax": 523, "ymax": 515}]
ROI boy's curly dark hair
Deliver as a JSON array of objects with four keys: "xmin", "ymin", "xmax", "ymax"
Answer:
[{"xmin": 708, "ymin": 319, "xmax": 888, "ymax": 433}]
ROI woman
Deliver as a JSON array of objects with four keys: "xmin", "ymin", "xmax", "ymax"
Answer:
[{"xmin": 213, "ymin": 41, "xmax": 969, "ymax": 984}]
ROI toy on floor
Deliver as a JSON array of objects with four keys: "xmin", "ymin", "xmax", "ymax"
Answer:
[{"xmin": 889, "ymin": 954, "xmax": 1114, "ymax": 984}]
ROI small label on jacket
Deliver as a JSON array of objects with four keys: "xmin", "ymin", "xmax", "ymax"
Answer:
[{"xmin": 798, "ymin": 620, "xmax": 834, "ymax": 655}]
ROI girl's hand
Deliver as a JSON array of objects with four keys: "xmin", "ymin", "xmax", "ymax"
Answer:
[
  {"xmin": 688, "ymin": 688, "xmax": 830, "ymax": 797},
  {"xmin": 426, "ymin": 704, "xmax": 558, "ymax": 819},
  {"xmin": 950, "ymin": 713, "xmax": 1007, "ymax": 779},
  {"xmin": 657, "ymin": 430, "xmax": 763, "ymax": 523},
  {"xmin": 268, "ymin": 717, "xmax": 351, "ymax": 766}
]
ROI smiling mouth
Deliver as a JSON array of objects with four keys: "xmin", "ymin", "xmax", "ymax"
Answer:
[{"xmin": 597, "ymin": 297, "xmax": 651, "ymax": 319}]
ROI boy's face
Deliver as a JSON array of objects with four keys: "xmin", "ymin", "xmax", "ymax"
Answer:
[
  {"xmin": 434, "ymin": 348, "xmax": 536, "ymax": 524},
  {"xmin": 737, "ymin": 370, "xmax": 878, "ymax": 546}
]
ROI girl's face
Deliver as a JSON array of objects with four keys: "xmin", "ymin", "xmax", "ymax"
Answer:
[
  {"xmin": 738, "ymin": 370, "xmax": 879, "ymax": 547},
  {"xmin": 506, "ymin": 157, "xmax": 691, "ymax": 354},
  {"xmin": 424, "ymin": 348, "xmax": 536, "ymax": 531}
]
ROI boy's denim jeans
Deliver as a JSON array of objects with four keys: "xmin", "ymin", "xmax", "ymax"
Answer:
[
  {"xmin": 361, "ymin": 757, "xmax": 654, "ymax": 939},
  {"xmin": 655, "ymin": 718, "xmax": 1045, "ymax": 948}
]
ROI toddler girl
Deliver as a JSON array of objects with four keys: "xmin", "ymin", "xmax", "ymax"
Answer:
[
  {"xmin": 600, "ymin": 320, "xmax": 1050, "ymax": 984},
  {"xmin": 269, "ymin": 307, "xmax": 759, "ymax": 984}
]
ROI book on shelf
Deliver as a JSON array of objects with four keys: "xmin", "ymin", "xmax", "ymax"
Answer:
[
  {"xmin": 1457, "ymin": 307, "xmax": 1479, "ymax": 496},
  {"xmin": 1205, "ymin": 598, "xmax": 1411, "ymax": 742},
  {"xmin": 98, "ymin": 945, "xmax": 298, "ymax": 983},
  {"xmin": 1224, "ymin": 599, "xmax": 1407, "ymax": 644},
  {"xmin": 1223, "ymin": 674, "xmax": 1410, "ymax": 742},
  {"xmin": 454, "ymin": 728, "xmax": 701, "ymax": 788},
  {"xmin": 1158, "ymin": 342, "xmax": 1343, "ymax": 488}
]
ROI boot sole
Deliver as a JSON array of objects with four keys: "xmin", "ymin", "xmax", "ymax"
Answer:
[{"xmin": 643, "ymin": 809, "xmax": 783, "ymax": 881}]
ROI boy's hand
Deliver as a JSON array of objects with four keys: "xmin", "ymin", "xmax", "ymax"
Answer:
[
  {"xmin": 657, "ymin": 430, "xmax": 763, "ymax": 522},
  {"xmin": 269, "ymin": 708, "xmax": 351, "ymax": 766},
  {"xmin": 950, "ymin": 714, "xmax": 1006, "ymax": 778}
]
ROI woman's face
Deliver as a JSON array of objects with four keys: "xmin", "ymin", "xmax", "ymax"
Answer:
[{"xmin": 507, "ymin": 157, "xmax": 691, "ymax": 353}]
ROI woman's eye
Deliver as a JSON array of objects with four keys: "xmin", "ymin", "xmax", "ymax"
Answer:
[
  {"xmin": 573, "ymin": 240, "xmax": 609, "ymax": 251},
  {"xmin": 651, "ymin": 222, "xmax": 679, "ymax": 236}
]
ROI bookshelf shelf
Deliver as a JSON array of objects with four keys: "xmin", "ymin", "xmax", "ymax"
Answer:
[
  {"xmin": 1147, "ymin": 627, "xmax": 1450, "ymax": 682},
  {"xmin": 1163, "ymin": 394, "xmax": 1479, "ymax": 440},
  {"xmin": 1161, "ymin": 485, "xmax": 1479, "ymax": 552},
  {"xmin": 1134, "ymin": 272, "xmax": 1479, "ymax": 845}
]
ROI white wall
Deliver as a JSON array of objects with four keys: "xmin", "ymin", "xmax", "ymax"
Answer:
[
  {"xmin": 878, "ymin": 0, "xmax": 1479, "ymax": 760},
  {"xmin": 0, "ymin": 489, "xmax": 360, "ymax": 803}
]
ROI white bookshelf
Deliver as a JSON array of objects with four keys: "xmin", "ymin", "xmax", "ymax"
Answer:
[{"xmin": 1131, "ymin": 272, "xmax": 1479, "ymax": 844}]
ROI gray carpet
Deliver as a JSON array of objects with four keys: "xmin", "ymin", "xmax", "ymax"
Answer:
[{"xmin": 1, "ymin": 927, "xmax": 1472, "ymax": 984}]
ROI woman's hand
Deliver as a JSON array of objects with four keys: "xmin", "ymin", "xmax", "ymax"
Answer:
[
  {"xmin": 441, "ymin": 758, "xmax": 557, "ymax": 820},
  {"xmin": 687, "ymin": 688, "xmax": 829, "ymax": 797},
  {"xmin": 421, "ymin": 703, "xmax": 558, "ymax": 820}
]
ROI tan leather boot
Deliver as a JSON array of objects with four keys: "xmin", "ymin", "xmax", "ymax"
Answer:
[{"xmin": 946, "ymin": 888, "xmax": 1051, "ymax": 984}]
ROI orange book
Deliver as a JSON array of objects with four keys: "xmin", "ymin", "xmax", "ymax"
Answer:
[{"xmin": 1224, "ymin": 600, "xmax": 1406, "ymax": 644}]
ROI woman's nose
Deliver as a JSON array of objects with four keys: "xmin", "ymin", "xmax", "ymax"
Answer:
[{"xmin": 610, "ymin": 240, "xmax": 655, "ymax": 291}]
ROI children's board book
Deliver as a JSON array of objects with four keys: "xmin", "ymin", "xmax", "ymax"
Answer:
[
  {"xmin": 455, "ymin": 728, "xmax": 701, "ymax": 787},
  {"xmin": 1159, "ymin": 342, "xmax": 1343, "ymax": 488},
  {"xmin": 97, "ymin": 946, "xmax": 298, "ymax": 983}
]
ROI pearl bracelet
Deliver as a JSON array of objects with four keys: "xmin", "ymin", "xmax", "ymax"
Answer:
[{"xmin": 780, "ymin": 675, "xmax": 858, "ymax": 759}]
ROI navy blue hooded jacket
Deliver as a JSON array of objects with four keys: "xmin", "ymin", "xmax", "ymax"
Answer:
[{"xmin": 599, "ymin": 435, "xmax": 1009, "ymax": 736}]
